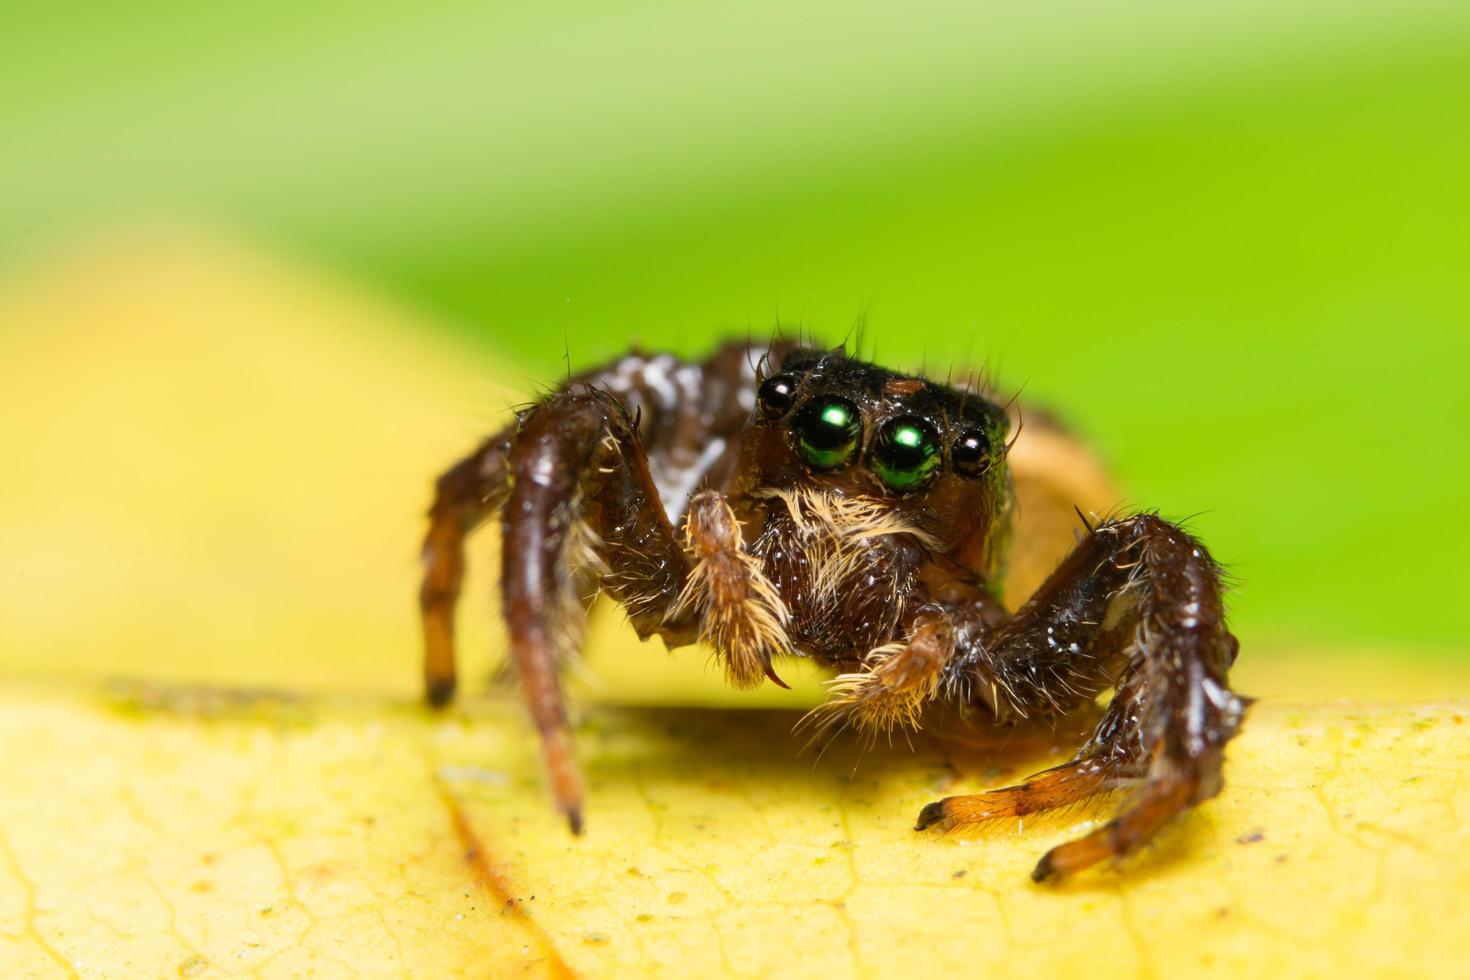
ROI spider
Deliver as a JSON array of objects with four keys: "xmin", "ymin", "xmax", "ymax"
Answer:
[{"xmin": 419, "ymin": 340, "xmax": 1247, "ymax": 882}]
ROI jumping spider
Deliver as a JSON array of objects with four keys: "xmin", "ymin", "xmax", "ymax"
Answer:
[{"xmin": 420, "ymin": 341, "xmax": 1246, "ymax": 882}]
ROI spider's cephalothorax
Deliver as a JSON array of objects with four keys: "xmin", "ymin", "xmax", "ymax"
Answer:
[
  {"xmin": 420, "ymin": 341, "xmax": 1246, "ymax": 882},
  {"xmin": 734, "ymin": 349, "xmax": 1011, "ymax": 670}
]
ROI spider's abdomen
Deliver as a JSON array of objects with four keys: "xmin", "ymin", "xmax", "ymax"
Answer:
[{"xmin": 570, "ymin": 346, "xmax": 760, "ymax": 523}]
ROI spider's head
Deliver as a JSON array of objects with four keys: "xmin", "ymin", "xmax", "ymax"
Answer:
[{"xmin": 738, "ymin": 348, "xmax": 1011, "ymax": 561}]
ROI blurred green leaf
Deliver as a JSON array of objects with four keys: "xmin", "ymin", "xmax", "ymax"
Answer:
[{"xmin": 2, "ymin": 1, "xmax": 1467, "ymax": 651}]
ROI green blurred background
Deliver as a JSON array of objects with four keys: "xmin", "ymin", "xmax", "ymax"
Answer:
[{"xmin": 3, "ymin": 0, "xmax": 1468, "ymax": 657}]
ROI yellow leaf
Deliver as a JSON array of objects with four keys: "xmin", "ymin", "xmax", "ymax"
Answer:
[{"xmin": 2, "ymin": 234, "xmax": 1467, "ymax": 977}]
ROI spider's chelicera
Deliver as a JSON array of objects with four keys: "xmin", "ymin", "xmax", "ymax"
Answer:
[{"xmin": 420, "ymin": 341, "xmax": 1246, "ymax": 882}]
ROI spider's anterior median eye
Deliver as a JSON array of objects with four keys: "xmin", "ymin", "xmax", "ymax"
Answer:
[
  {"xmin": 793, "ymin": 395, "xmax": 862, "ymax": 470},
  {"xmin": 952, "ymin": 428, "xmax": 993, "ymax": 476},
  {"xmin": 757, "ymin": 374, "xmax": 801, "ymax": 417},
  {"xmin": 873, "ymin": 415, "xmax": 941, "ymax": 491}
]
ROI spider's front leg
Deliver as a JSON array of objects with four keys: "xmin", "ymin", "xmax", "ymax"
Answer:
[
  {"xmin": 485, "ymin": 386, "xmax": 789, "ymax": 831},
  {"xmin": 919, "ymin": 514, "xmax": 1247, "ymax": 882},
  {"xmin": 496, "ymin": 388, "xmax": 692, "ymax": 831}
]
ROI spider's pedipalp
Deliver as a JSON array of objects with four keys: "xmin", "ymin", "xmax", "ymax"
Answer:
[
  {"xmin": 672, "ymin": 490, "xmax": 792, "ymax": 689},
  {"xmin": 800, "ymin": 608, "xmax": 952, "ymax": 742}
]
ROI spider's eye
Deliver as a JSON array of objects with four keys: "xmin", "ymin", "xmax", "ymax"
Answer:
[
  {"xmin": 952, "ymin": 428, "xmax": 993, "ymax": 476},
  {"xmin": 792, "ymin": 395, "xmax": 862, "ymax": 470},
  {"xmin": 757, "ymin": 374, "xmax": 800, "ymax": 418},
  {"xmin": 873, "ymin": 415, "xmax": 940, "ymax": 491}
]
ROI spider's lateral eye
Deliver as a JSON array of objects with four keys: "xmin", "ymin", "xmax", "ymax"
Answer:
[
  {"xmin": 792, "ymin": 395, "xmax": 862, "ymax": 470},
  {"xmin": 873, "ymin": 415, "xmax": 941, "ymax": 491},
  {"xmin": 757, "ymin": 374, "xmax": 800, "ymax": 418},
  {"xmin": 952, "ymin": 428, "xmax": 993, "ymax": 476}
]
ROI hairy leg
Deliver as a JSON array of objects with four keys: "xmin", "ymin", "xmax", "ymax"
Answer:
[
  {"xmin": 671, "ymin": 490, "xmax": 792, "ymax": 689},
  {"xmin": 922, "ymin": 514, "xmax": 1247, "ymax": 882},
  {"xmin": 916, "ymin": 756, "xmax": 1113, "ymax": 826},
  {"xmin": 496, "ymin": 388, "xmax": 789, "ymax": 831},
  {"xmin": 420, "ymin": 430, "xmax": 514, "ymax": 706},
  {"xmin": 499, "ymin": 388, "xmax": 688, "ymax": 832}
]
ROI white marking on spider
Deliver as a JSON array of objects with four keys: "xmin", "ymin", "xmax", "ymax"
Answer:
[
  {"xmin": 660, "ymin": 437, "xmax": 727, "ymax": 523},
  {"xmin": 643, "ymin": 354, "xmax": 680, "ymax": 409}
]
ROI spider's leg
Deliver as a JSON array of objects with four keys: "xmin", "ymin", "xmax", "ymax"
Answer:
[
  {"xmin": 501, "ymin": 388, "xmax": 693, "ymax": 833},
  {"xmin": 925, "ymin": 514, "xmax": 1246, "ymax": 882},
  {"xmin": 915, "ymin": 756, "xmax": 1113, "ymax": 828},
  {"xmin": 420, "ymin": 430, "xmax": 514, "ymax": 707}
]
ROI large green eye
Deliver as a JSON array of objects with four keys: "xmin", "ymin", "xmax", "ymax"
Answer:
[
  {"xmin": 873, "ymin": 415, "xmax": 940, "ymax": 491},
  {"xmin": 793, "ymin": 396, "xmax": 862, "ymax": 470}
]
